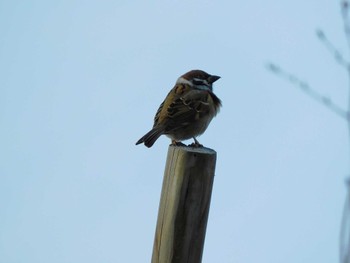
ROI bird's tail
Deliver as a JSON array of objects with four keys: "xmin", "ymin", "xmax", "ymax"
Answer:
[{"xmin": 135, "ymin": 127, "xmax": 164, "ymax": 148}]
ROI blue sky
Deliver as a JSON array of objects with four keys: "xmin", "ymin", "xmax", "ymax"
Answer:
[{"xmin": 0, "ymin": 1, "xmax": 349, "ymax": 262}]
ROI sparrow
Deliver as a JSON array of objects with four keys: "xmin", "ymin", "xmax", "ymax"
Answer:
[{"xmin": 136, "ymin": 69, "xmax": 221, "ymax": 148}]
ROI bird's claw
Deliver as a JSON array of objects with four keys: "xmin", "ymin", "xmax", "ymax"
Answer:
[
  {"xmin": 188, "ymin": 142, "xmax": 203, "ymax": 148},
  {"xmin": 188, "ymin": 137, "xmax": 203, "ymax": 147},
  {"xmin": 171, "ymin": 141, "xmax": 186, "ymax": 147}
]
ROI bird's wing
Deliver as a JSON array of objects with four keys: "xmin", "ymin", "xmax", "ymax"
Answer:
[
  {"xmin": 153, "ymin": 84, "xmax": 190, "ymax": 127},
  {"xmin": 168, "ymin": 90, "xmax": 211, "ymax": 122},
  {"xmin": 164, "ymin": 90, "xmax": 215, "ymax": 134},
  {"xmin": 153, "ymin": 84, "xmax": 220, "ymax": 130}
]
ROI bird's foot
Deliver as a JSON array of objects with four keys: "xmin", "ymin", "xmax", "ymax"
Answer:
[
  {"xmin": 188, "ymin": 142, "xmax": 203, "ymax": 147},
  {"xmin": 188, "ymin": 137, "xmax": 203, "ymax": 148},
  {"xmin": 171, "ymin": 140, "xmax": 186, "ymax": 147}
]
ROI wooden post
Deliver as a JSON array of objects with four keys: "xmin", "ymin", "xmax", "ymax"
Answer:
[{"xmin": 151, "ymin": 145, "xmax": 217, "ymax": 263}]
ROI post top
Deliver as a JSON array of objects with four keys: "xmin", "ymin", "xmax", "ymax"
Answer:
[{"xmin": 168, "ymin": 145, "xmax": 216, "ymax": 155}]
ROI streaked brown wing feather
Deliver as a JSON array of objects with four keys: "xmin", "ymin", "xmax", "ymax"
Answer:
[
  {"xmin": 153, "ymin": 101, "xmax": 164, "ymax": 126},
  {"xmin": 164, "ymin": 89, "xmax": 212, "ymax": 132},
  {"xmin": 152, "ymin": 84, "xmax": 220, "ymax": 133},
  {"xmin": 153, "ymin": 84, "xmax": 191, "ymax": 127}
]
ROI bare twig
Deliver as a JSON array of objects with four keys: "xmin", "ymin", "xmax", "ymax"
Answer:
[
  {"xmin": 340, "ymin": 2, "xmax": 350, "ymax": 263},
  {"xmin": 316, "ymin": 29, "xmax": 349, "ymax": 68},
  {"xmin": 342, "ymin": 1, "xmax": 350, "ymax": 52},
  {"xmin": 341, "ymin": 1, "xmax": 350, "ymax": 151},
  {"xmin": 267, "ymin": 3, "xmax": 350, "ymax": 262},
  {"xmin": 267, "ymin": 63, "xmax": 349, "ymax": 121},
  {"xmin": 340, "ymin": 179, "xmax": 350, "ymax": 263}
]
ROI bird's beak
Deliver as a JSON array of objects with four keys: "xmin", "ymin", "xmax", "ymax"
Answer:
[{"xmin": 208, "ymin": 75, "xmax": 221, "ymax": 84}]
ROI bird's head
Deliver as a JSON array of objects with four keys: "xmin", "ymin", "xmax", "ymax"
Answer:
[{"xmin": 176, "ymin": 70, "xmax": 220, "ymax": 91}]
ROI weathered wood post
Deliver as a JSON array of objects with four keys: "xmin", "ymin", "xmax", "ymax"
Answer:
[{"xmin": 151, "ymin": 145, "xmax": 217, "ymax": 263}]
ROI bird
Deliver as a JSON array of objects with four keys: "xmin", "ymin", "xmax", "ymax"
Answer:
[{"xmin": 136, "ymin": 69, "xmax": 222, "ymax": 148}]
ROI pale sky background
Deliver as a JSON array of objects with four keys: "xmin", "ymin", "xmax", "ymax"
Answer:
[{"xmin": 1, "ymin": 1, "xmax": 349, "ymax": 262}]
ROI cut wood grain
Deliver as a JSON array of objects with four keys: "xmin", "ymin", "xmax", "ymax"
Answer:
[{"xmin": 151, "ymin": 145, "xmax": 217, "ymax": 263}]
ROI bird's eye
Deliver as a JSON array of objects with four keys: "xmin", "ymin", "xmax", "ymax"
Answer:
[{"xmin": 192, "ymin": 78, "xmax": 205, "ymax": 85}]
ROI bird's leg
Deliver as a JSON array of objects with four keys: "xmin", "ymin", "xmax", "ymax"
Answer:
[
  {"xmin": 189, "ymin": 137, "xmax": 203, "ymax": 147},
  {"xmin": 171, "ymin": 140, "xmax": 186, "ymax": 147}
]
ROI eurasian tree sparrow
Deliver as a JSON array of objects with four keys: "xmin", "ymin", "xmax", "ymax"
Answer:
[{"xmin": 136, "ymin": 70, "xmax": 221, "ymax": 148}]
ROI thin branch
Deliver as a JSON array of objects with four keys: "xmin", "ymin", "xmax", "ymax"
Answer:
[
  {"xmin": 341, "ymin": 5, "xmax": 350, "ymax": 261},
  {"xmin": 340, "ymin": 179, "xmax": 350, "ymax": 263},
  {"xmin": 316, "ymin": 29, "xmax": 350, "ymax": 68},
  {"xmin": 341, "ymin": 0, "xmax": 350, "ymax": 145},
  {"xmin": 268, "ymin": 3, "xmax": 350, "ymax": 263},
  {"xmin": 342, "ymin": 1, "xmax": 350, "ymax": 53},
  {"xmin": 267, "ymin": 63, "xmax": 349, "ymax": 121}
]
